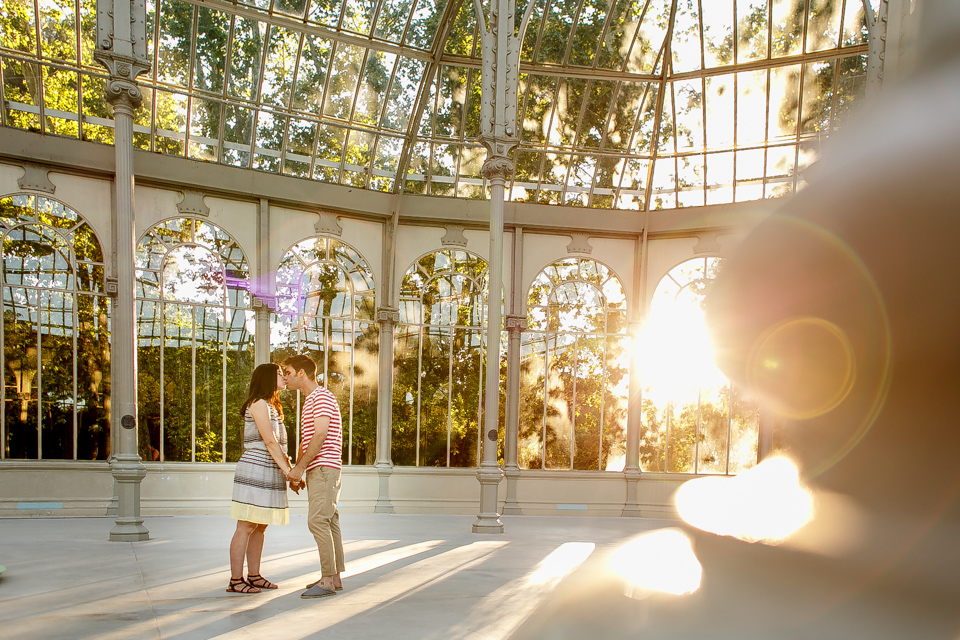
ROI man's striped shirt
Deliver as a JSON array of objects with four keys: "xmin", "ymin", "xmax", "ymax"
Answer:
[{"xmin": 300, "ymin": 386, "xmax": 343, "ymax": 471}]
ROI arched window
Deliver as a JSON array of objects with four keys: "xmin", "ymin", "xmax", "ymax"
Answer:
[
  {"xmin": 1, "ymin": 194, "xmax": 109, "ymax": 460},
  {"xmin": 393, "ymin": 250, "xmax": 490, "ymax": 467},
  {"xmin": 639, "ymin": 257, "xmax": 759, "ymax": 473},
  {"xmin": 519, "ymin": 258, "xmax": 629, "ymax": 470},
  {"xmin": 136, "ymin": 218, "xmax": 253, "ymax": 462},
  {"xmin": 272, "ymin": 237, "xmax": 377, "ymax": 465}
]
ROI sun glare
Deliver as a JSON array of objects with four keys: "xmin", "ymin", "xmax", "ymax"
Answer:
[
  {"xmin": 638, "ymin": 295, "xmax": 727, "ymax": 401},
  {"xmin": 675, "ymin": 456, "xmax": 814, "ymax": 544},
  {"xmin": 609, "ymin": 528, "xmax": 702, "ymax": 598}
]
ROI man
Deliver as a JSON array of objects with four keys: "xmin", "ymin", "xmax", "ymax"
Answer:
[{"xmin": 283, "ymin": 354, "xmax": 345, "ymax": 599}]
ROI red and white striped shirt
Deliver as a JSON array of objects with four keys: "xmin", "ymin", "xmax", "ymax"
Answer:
[{"xmin": 299, "ymin": 386, "xmax": 343, "ymax": 471}]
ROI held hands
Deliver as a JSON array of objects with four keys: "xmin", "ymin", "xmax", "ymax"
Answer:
[{"xmin": 286, "ymin": 466, "xmax": 305, "ymax": 493}]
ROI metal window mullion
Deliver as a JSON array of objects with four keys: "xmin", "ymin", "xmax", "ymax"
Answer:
[
  {"xmin": 415, "ymin": 323, "xmax": 423, "ymax": 466},
  {"xmin": 222, "ymin": 300, "xmax": 228, "ymax": 463},
  {"xmin": 446, "ymin": 326, "xmax": 453, "ymax": 467},
  {"xmin": 561, "ymin": 0, "xmax": 586, "ymax": 66},
  {"xmin": 160, "ymin": 298, "xmax": 166, "ymax": 461},
  {"xmin": 643, "ymin": 0, "xmax": 678, "ymax": 210},
  {"xmin": 249, "ymin": 23, "xmax": 272, "ymax": 169},
  {"xmin": 570, "ymin": 335, "xmax": 577, "ymax": 470},
  {"xmin": 529, "ymin": 0, "xmax": 553, "ymax": 66},
  {"xmin": 591, "ymin": 0, "xmax": 619, "ymax": 71},
  {"xmin": 694, "ymin": 385, "xmax": 702, "ymax": 474},
  {"xmin": 732, "ymin": 71, "xmax": 738, "ymax": 201},
  {"xmin": 621, "ymin": 0, "xmax": 655, "ymax": 74},
  {"xmin": 72, "ymin": 290, "xmax": 78, "ymax": 460},
  {"xmin": 0, "ymin": 284, "xmax": 5, "ymax": 459},
  {"xmin": 35, "ymin": 292, "xmax": 42, "ymax": 458},
  {"xmin": 726, "ymin": 383, "xmax": 733, "ymax": 475},
  {"xmin": 541, "ymin": 333, "xmax": 549, "ymax": 469},
  {"xmin": 802, "ymin": 0, "xmax": 811, "ymax": 55},
  {"xmin": 347, "ymin": 317, "xmax": 355, "ymax": 465},
  {"xmin": 476, "ymin": 328, "xmax": 483, "ymax": 466},
  {"xmin": 598, "ymin": 331, "xmax": 607, "ymax": 471},
  {"xmin": 191, "ymin": 304, "xmax": 197, "ymax": 462}
]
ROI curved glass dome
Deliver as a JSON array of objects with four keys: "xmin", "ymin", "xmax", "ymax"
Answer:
[{"xmin": 0, "ymin": 0, "xmax": 874, "ymax": 210}]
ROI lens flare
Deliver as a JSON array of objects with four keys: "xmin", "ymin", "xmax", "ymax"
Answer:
[
  {"xmin": 675, "ymin": 456, "xmax": 814, "ymax": 544},
  {"xmin": 608, "ymin": 528, "xmax": 702, "ymax": 598},
  {"xmin": 747, "ymin": 316, "xmax": 856, "ymax": 419}
]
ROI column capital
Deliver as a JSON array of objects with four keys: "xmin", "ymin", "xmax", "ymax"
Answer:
[
  {"xmin": 377, "ymin": 307, "xmax": 400, "ymax": 325},
  {"xmin": 505, "ymin": 314, "xmax": 527, "ymax": 333},
  {"xmin": 94, "ymin": 52, "xmax": 150, "ymax": 111}
]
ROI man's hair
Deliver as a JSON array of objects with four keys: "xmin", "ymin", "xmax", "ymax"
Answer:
[{"xmin": 282, "ymin": 354, "xmax": 317, "ymax": 380}]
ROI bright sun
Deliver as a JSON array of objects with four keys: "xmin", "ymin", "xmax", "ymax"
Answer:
[{"xmin": 637, "ymin": 295, "xmax": 727, "ymax": 401}]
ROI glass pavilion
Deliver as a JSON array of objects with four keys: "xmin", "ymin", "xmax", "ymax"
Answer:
[{"xmin": 0, "ymin": 0, "xmax": 900, "ymax": 523}]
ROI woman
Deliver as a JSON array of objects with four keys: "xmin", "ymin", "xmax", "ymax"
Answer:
[{"xmin": 227, "ymin": 363, "xmax": 294, "ymax": 593}]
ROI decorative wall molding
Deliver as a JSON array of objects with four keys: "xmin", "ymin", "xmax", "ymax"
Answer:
[
  {"xmin": 176, "ymin": 190, "xmax": 209, "ymax": 216},
  {"xmin": 693, "ymin": 231, "xmax": 722, "ymax": 254},
  {"xmin": 315, "ymin": 211, "xmax": 343, "ymax": 236},
  {"xmin": 17, "ymin": 164, "xmax": 56, "ymax": 194},
  {"xmin": 505, "ymin": 315, "xmax": 527, "ymax": 332},
  {"xmin": 566, "ymin": 233, "xmax": 593, "ymax": 254},
  {"xmin": 377, "ymin": 307, "xmax": 400, "ymax": 324},
  {"xmin": 441, "ymin": 225, "xmax": 468, "ymax": 247}
]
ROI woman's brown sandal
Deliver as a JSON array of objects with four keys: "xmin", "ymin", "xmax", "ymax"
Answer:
[
  {"xmin": 247, "ymin": 574, "xmax": 278, "ymax": 589},
  {"xmin": 226, "ymin": 577, "xmax": 261, "ymax": 593}
]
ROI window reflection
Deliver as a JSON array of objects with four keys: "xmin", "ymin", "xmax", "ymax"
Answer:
[
  {"xmin": 1, "ymin": 195, "xmax": 110, "ymax": 461},
  {"xmin": 0, "ymin": 0, "xmax": 871, "ymax": 209},
  {"xmin": 639, "ymin": 257, "xmax": 759, "ymax": 474},
  {"xmin": 136, "ymin": 218, "xmax": 252, "ymax": 463},
  {"xmin": 393, "ymin": 250, "xmax": 490, "ymax": 467},
  {"xmin": 519, "ymin": 258, "xmax": 628, "ymax": 471},
  {"xmin": 272, "ymin": 237, "xmax": 377, "ymax": 465}
]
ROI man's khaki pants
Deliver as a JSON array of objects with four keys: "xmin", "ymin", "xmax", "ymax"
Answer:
[{"xmin": 306, "ymin": 466, "xmax": 345, "ymax": 577}]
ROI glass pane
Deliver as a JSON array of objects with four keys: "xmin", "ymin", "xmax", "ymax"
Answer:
[
  {"xmin": 449, "ymin": 327, "xmax": 480, "ymax": 467},
  {"xmin": 194, "ymin": 305, "xmax": 224, "ymax": 462},
  {"xmin": 544, "ymin": 334, "xmax": 573, "ymax": 469},
  {"xmin": 391, "ymin": 324, "xmax": 420, "ymax": 465},
  {"xmin": 324, "ymin": 43, "xmax": 364, "ymax": 120},
  {"xmin": 194, "ymin": 7, "xmax": 229, "ymax": 94},
  {"xmin": 737, "ymin": 0, "xmax": 768, "ymax": 62},
  {"xmin": 261, "ymin": 25, "xmax": 300, "ymax": 108},
  {"xmin": 4, "ymin": 290, "xmax": 40, "ymax": 458},
  {"xmin": 162, "ymin": 303, "xmax": 194, "ymax": 461},
  {"xmin": 697, "ymin": 384, "xmax": 730, "ymax": 473},
  {"xmin": 77, "ymin": 294, "xmax": 110, "ymax": 460},
  {"xmin": 418, "ymin": 326, "xmax": 449, "ymax": 466},
  {"xmin": 138, "ymin": 299, "xmax": 162, "ymax": 461},
  {"xmin": 227, "ymin": 17, "xmax": 265, "ymax": 100},
  {"xmin": 157, "ymin": 0, "xmax": 193, "ymax": 87},
  {"xmin": 292, "ymin": 35, "xmax": 332, "ymax": 113}
]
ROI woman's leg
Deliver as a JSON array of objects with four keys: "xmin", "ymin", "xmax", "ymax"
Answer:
[
  {"xmin": 229, "ymin": 520, "xmax": 258, "ymax": 579},
  {"xmin": 245, "ymin": 524, "xmax": 268, "ymax": 576}
]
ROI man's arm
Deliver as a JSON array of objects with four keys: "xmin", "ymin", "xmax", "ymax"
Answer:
[{"xmin": 287, "ymin": 414, "xmax": 331, "ymax": 483}]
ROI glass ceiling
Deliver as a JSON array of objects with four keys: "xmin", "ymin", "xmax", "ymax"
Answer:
[{"xmin": 0, "ymin": 0, "xmax": 873, "ymax": 211}]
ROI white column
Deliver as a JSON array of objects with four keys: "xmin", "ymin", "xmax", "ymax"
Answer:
[
  {"xmin": 502, "ymin": 227, "xmax": 525, "ymax": 515},
  {"xmin": 473, "ymin": 158, "xmax": 510, "ymax": 534},
  {"xmin": 96, "ymin": 0, "xmax": 151, "ymax": 541},
  {"xmin": 622, "ymin": 233, "xmax": 646, "ymax": 516},
  {"xmin": 254, "ymin": 198, "xmax": 272, "ymax": 365},
  {"xmin": 375, "ymin": 307, "xmax": 398, "ymax": 513}
]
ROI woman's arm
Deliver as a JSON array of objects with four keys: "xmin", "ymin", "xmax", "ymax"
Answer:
[{"xmin": 249, "ymin": 399, "xmax": 293, "ymax": 475}]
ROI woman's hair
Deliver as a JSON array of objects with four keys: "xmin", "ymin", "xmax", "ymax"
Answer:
[{"xmin": 239, "ymin": 363, "xmax": 284, "ymax": 420}]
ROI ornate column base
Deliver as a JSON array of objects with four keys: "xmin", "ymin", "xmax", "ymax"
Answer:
[
  {"xmin": 621, "ymin": 467, "xmax": 643, "ymax": 517},
  {"xmin": 472, "ymin": 462, "xmax": 504, "ymax": 533},
  {"xmin": 374, "ymin": 462, "xmax": 395, "ymax": 514},
  {"xmin": 106, "ymin": 455, "xmax": 120, "ymax": 516},
  {"xmin": 501, "ymin": 464, "xmax": 522, "ymax": 515},
  {"xmin": 109, "ymin": 454, "xmax": 149, "ymax": 541}
]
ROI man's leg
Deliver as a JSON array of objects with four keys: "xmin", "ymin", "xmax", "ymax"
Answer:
[{"xmin": 306, "ymin": 466, "xmax": 338, "ymax": 592}]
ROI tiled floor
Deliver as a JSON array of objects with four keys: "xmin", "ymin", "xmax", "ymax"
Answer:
[
  {"xmin": 2, "ymin": 512, "xmax": 959, "ymax": 639},
  {"xmin": 0, "ymin": 514, "xmax": 669, "ymax": 640}
]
